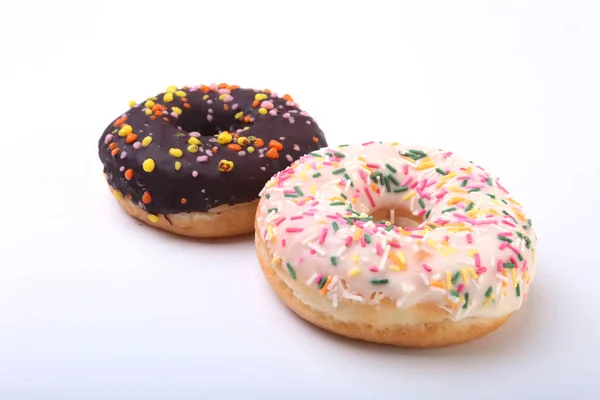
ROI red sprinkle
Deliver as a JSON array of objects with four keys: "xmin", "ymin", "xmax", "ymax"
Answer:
[{"xmin": 286, "ymin": 227, "xmax": 303, "ymax": 233}]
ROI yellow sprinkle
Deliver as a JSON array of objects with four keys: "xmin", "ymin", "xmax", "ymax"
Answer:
[
  {"xmin": 188, "ymin": 137, "xmax": 201, "ymax": 146},
  {"xmin": 113, "ymin": 190, "xmax": 124, "ymax": 200},
  {"xmin": 310, "ymin": 185, "xmax": 316, "ymax": 195},
  {"xmin": 467, "ymin": 209, "xmax": 479, "ymax": 217},
  {"xmin": 352, "ymin": 254, "xmax": 360, "ymax": 264},
  {"xmin": 483, "ymin": 296, "xmax": 494, "ymax": 307},
  {"xmin": 247, "ymin": 146, "xmax": 255, "ymax": 154},
  {"xmin": 461, "ymin": 268, "xmax": 469, "ymax": 284},
  {"xmin": 403, "ymin": 190, "xmax": 417, "ymax": 200},
  {"xmin": 467, "ymin": 249, "xmax": 477, "ymax": 257},
  {"xmin": 512, "ymin": 268, "xmax": 518, "ymax": 288},
  {"xmin": 144, "ymin": 108, "xmax": 153, "ymax": 115},
  {"xmin": 203, "ymin": 95, "xmax": 209, "ymax": 100},
  {"xmin": 267, "ymin": 225, "xmax": 274, "ymax": 240},
  {"xmin": 258, "ymin": 107, "xmax": 268, "ymax": 115},
  {"xmin": 465, "ymin": 167, "xmax": 472, "ymax": 173},
  {"xmin": 142, "ymin": 158, "xmax": 155, "ymax": 172},
  {"xmin": 166, "ymin": 85, "xmax": 177, "ymax": 93},
  {"xmin": 148, "ymin": 214, "xmax": 159, "ymax": 223},
  {"xmin": 427, "ymin": 238, "xmax": 437, "ymax": 249},
  {"xmin": 235, "ymin": 111, "xmax": 244, "ymax": 120},
  {"xmin": 243, "ymin": 126, "xmax": 250, "ymax": 131},
  {"xmin": 175, "ymin": 90, "xmax": 186, "ymax": 97},
  {"xmin": 128, "ymin": 100, "xmax": 136, "ymax": 107},
  {"xmin": 347, "ymin": 267, "xmax": 361, "ymax": 278},
  {"xmin": 142, "ymin": 136, "xmax": 153, "ymax": 147},
  {"xmin": 171, "ymin": 106, "xmax": 182, "ymax": 115},
  {"xmin": 301, "ymin": 172, "xmax": 307, "ymax": 181},
  {"xmin": 469, "ymin": 268, "xmax": 478, "ymax": 279},
  {"xmin": 237, "ymin": 136, "xmax": 249, "ymax": 146},
  {"xmin": 515, "ymin": 209, "xmax": 527, "ymax": 222},
  {"xmin": 508, "ymin": 197, "xmax": 523, "ymax": 207},
  {"xmin": 447, "ymin": 197, "xmax": 465, "ymax": 205},
  {"xmin": 219, "ymin": 93, "xmax": 227, "ymax": 101},
  {"xmin": 187, "ymin": 144, "xmax": 199, "ymax": 153},
  {"xmin": 449, "ymin": 186, "xmax": 467, "ymax": 193},
  {"xmin": 353, "ymin": 229, "xmax": 363, "ymax": 241},
  {"xmin": 255, "ymin": 93, "xmax": 268, "ymax": 101},
  {"xmin": 446, "ymin": 271, "xmax": 452, "ymax": 289},
  {"xmin": 217, "ymin": 132, "xmax": 233, "ymax": 144},
  {"xmin": 174, "ymin": 161, "xmax": 182, "ymax": 171},
  {"xmin": 163, "ymin": 92, "xmax": 174, "ymax": 102},
  {"xmin": 144, "ymin": 100, "xmax": 155, "ymax": 108},
  {"xmin": 118, "ymin": 124, "xmax": 132, "ymax": 137},
  {"xmin": 417, "ymin": 161, "xmax": 435, "ymax": 170},
  {"xmin": 431, "ymin": 280, "xmax": 446, "ymax": 289},
  {"xmin": 389, "ymin": 265, "xmax": 401, "ymax": 272},
  {"xmin": 169, "ymin": 148, "xmax": 183, "ymax": 158}
]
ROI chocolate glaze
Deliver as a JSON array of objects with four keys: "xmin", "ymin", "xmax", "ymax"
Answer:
[{"xmin": 98, "ymin": 85, "xmax": 327, "ymax": 215}]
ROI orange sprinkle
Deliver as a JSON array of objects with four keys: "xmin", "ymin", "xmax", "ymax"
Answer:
[
  {"xmin": 125, "ymin": 133, "xmax": 138, "ymax": 144},
  {"xmin": 263, "ymin": 88, "xmax": 271, "ymax": 94},
  {"xmin": 230, "ymin": 85, "xmax": 240, "ymax": 90},
  {"xmin": 269, "ymin": 140, "xmax": 283, "ymax": 150},
  {"xmin": 183, "ymin": 103, "xmax": 191, "ymax": 109},
  {"xmin": 252, "ymin": 100, "xmax": 259, "ymax": 108},
  {"xmin": 113, "ymin": 116, "xmax": 127, "ymax": 127},
  {"xmin": 218, "ymin": 83, "xmax": 229, "ymax": 89},
  {"xmin": 224, "ymin": 104, "xmax": 229, "ymax": 111},
  {"xmin": 181, "ymin": 97, "xmax": 188, "ymax": 102},
  {"xmin": 228, "ymin": 144, "xmax": 242, "ymax": 151},
  {"xmin": 212, "ymin": 146, "xmax": 218, "ymax": 153},
  {"xmin": 200, "ymin": 85, "xmax": 210, "ymax": 93},
  {"xmin": 142, "ymin": 192, "xmax": 152, "ymax": 204},
  {"xmin": 283, "ymin": 94, "xmax": 294, "ymax": 102},
  {"xmin": 320, "ymin": 276, "xmax": 333, "ymax": 295},
  {"xmin": 111, "ymin": 148, "xmax": 120, "ymax": 156},
  {"xmin": 254, "ymin": 138, "xmax": 264, "ymax": 148},
  {"xmin": 266, "ymin": 147, "xmax": 279, "ymax": 159},
  {"xmin": 180, "ymin": 198, "xmax": 188, "ymax": 204},
  {"xmin": 109, "ymin": 142, "xmax": 117, "ymax": 150},
  {"xmin": 244, "ymin": 115, "xmax": 252, "ymax": 123},
  {"xmin": 124, "ymin": 169, "xmax": 134, "ymax": 180},
  {"xmin": 150, "ymin": 115, "xmax": 157, "ymax": 120},
  {"xmin": 312, "ymin": 136, "xmax": 319, "ymax": 143},
  {"xmin": 431, "ymin": 280, "xmax": 446, "ymax": 289}
]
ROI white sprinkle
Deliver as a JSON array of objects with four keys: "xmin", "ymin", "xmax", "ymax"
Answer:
[
  {"xmin": 344, "ymin": 178, "xmax": 352, "ymax": 192},
  {"xmin": 286, "ymin": 154, "xmax": 294, "ymax": 163},
  {"xmin": 448, "ymin": 295, "xmax": 461, "ymax": 304},
  {"xmin": 306, "ymin": 273, "xmax": 318, "ymax": 286},
  {"xmin": 342, "ymin": 291, "xmax": 364, "ymax": 302},
  {"xmin": 494, "ymin": 282, "xmax": 503, "ymax": 298},
  {"xmin": 378, "ymin": 245, "xmax": 391, "ymax": 271},
  {"xmin": 307, "ymin": 243, "xmax": 327, "ymax": 256},
  {"xmin": 327, "ymin": 275, "xmax": 339, "ymax": 291},
  {"xmin": 420, "ymin": 273, "xmax": 430, "ymax": 286},
  {"xmin": 430, "ymin": 286, "xmax": 447, "ymax": 294},
  {"xmin": 396, "ymin": 292, "xmax": 411, "ymax": 308},
  {"xmin": 495, "ymin": 273, "xmax": 509, "ymax": 283},
  {"xmin": 336, "ymin": 245, "xmax": 347, "ymax": 258},
  {"xmin": 332, "ymin": 293, "xmax": 338, "ymax": 307},
  {"xmin": 302, "ymin": 233, "xmax": 320, "ymax": 245}
]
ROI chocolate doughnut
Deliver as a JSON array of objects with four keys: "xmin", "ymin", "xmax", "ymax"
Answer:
[{"xmin": 98, "ymin": 83, "xmax": 327, "ymax": 237}]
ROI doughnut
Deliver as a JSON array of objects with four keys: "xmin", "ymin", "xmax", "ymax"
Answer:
[
  {"xmin": 98, "ymin": 83, "xmax": 327, "ymax": 238},
  {"xmin": 255, "ymin": 142, "xmax": 537, "ymax": 347}
]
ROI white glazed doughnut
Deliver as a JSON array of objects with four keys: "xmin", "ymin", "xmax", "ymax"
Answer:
[{"xmin": 255, "ymin": 142, "xmax": 538, "ymax": 347}]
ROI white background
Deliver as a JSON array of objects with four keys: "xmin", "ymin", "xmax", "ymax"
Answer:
[{"xmin": 1, "ymin": 0, "xmax": 599, "ymax": 398}]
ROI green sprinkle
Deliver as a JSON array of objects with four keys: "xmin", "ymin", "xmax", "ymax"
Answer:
[
  {"xmin": 501, "ymin": 199, "xmax": 508, "ymax": 205},
  {"xmin": 371, "ymin": 278, "xmax": 389, "ymax": 285},
  {"xmin": 516, "ymin": 284, "xmax": 521, "ymax": 297},
  {"xmin": 485, "ymin": 286, "xmax": 493, "ymax": 298},
  {"xmin": 527, "ymin": 219, "xmax": 533, "ymax": 228},
  {"xmin": 393, "ymin": 186, "xmax": 408, "ymax": 193},
  {"xmin": 371, "ymin": 171, "xmax": 383, "ymax": 183},
  {"xmin": 435, "ymin": 168, "xmax": 447, "ymax": 175},
  {"xmin": 332, "ymin": 168, "xmax": 346, "ymax": 175},
  {"xmin": 334, "ymin": 152, "xmax": 346, "ymax": 158},
  {"xmin": 265, "ymin": 193, "xmax": 271, "ymax": 199},
  {"xmin": 309, "ymin": 152, "xmax": 320, "ymax": 157},
  {"xmin": 340, "ymin": 194, "xmax": 348, "ymax": 201},
  {"xmin": 409, "ymin": 149, "xmax": 426, "ymax": 156},
  {"xmin": 284, "ymin": 193, "xmax": 298, "ymax": 198},
  {"xmin": 425, "ymin": 210, "xmax": 432, "ymax": 219},
  {"xmin": 330, "ymin": 201, "xmax": 345, "ymax": 206},
  {"xmin": 468, "ymin": 188, "xmax": 481, "ymax": 193},
  {"xmin": 497, "ymin": 236, "xmax": 513, "ymax": 243},
  {"xmin": 344, "ymin": 173, "xmax": 354, "ymax": 186},
  {"xmin": 387, "ymin": 174, "xmax": 399, "ymax": 186},
  {"xmin": 318, "ymin": 277, "xmax": 328, "ymax": 289},
  {"xmin": 386, "ymin": 225, "xmax": 395, "ymax": 231},
  {"xmin": 294, "ymin": 186, "xmax": 304, "ymax": 196},
  {"xmin": 338, "ymin": 144, "xmax": 349, "ymax": 147},
  {"xmin": 312, "ymin": 172, "xmax": 322, "ymax": 178},
  {"xmin": 517, "ymin": 232, "xmax": 524, "ymax": 238},
  {"xmin": 524, "ymin": 236, "xmax": 531, "ymax": 248},
  {"xmin": 460, "ymin": 179, "xmax": 468, "ymax": 187},
  {"xmin": 442, "ymin": 207, "xmax": 457, "ymax": 213},
  {"xmin": 418, "ymin": 198, "xmax": 426, "ymax": 209},
  {"xmin": 384, "ymin": 177, "xmax": 392, "ymax": 193},
  {"xmin": 518, "ymin": 253, "xmax": 524, "ymax": 261},
  {"xmin": 451, "ymin": 271, "xmax": 460, "ymax": 285},
  {"xmin": 503, "ymin": 263, "xmax": 516, "ymax": 268},
  {"xmin": 385, "ymin": 163, "xmax": 397, "ymax": 173},
  {"xmin": 364, "ymin": 234, "xmax": 372, "ymax": 244},
  {"xmin": 286, "ymin": 263, "xmax": 296, "ymax": 280},
  {"xmin": 332, "ymin": 221, "xmax": 339, "ymax": 232},
  {"xmin": 486, "ymin": 177, "xmax": 493, "ymax": 186},
  {"xmin": 450, "ymin": 290, "xmax": 460, "ymax": 298},
  {"xmin": 267, "ymin": 208, "xmax": 278, "ymax": 213},
  {"xmin": 487, "ymin": 193, "xmax": 496, "ymax": 199},
  {"xmin": 464, "ymin": 202, "xmax": 475, "ymax": 212},
  {"xmin": 463, "ymin": 292, "xmax": 470, "ymax": 309},
  {"xmin": 331, "ymin": 256, "xmax": 338, "ymax": 266}
]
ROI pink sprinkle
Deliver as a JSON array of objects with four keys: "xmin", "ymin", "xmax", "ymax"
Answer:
[
  {"xmin": 502, "ymin": 220, "xmax": 516, "ymax": 227},
  {"xmin": 507, "ymin": 244, "xmax": 521, "ymax": 255},
  {"xmin": 443, "ymin": 151, "xmax": 453, "ymax": 158},
  {"xmin": 120, "ymin": 151, "xmax": 128, "ymax": 159},
  {"xmin": 223, "ymin": 95, "xmax": 234, "ymax": 103},
  {"xmin": 207, "ymin": 114, "xmax": 213, "ymax": 122},
  {"xmin": 474, "ymin": 253, "xmax": 481, "ymax": 268},
  {"xmin": 275, "ymin": 217, "xmax": 286, "ymax": 226},
  {"xmin": 104, "ymin": 134, "xmax": 113, "ymax": 144},
  {"xmin": 390, "ymin": 241, "xmax": 401, "ymax": 248},
  {"xmin": 364, "ymin": 187, "xmax": 376, "ymax": 208},
  {"xmin": 498, "ymin": 232, "xmax": 512, "ymax": 237},
  {"xmin": 476, "ymin": 267, "xmax": 487, "ymax": 275},
  {"xmin": 296, "ymin": 200, "xmax": 306, "ymax": 207},
  {"xmin": 410, "ymin": 181, "xmax": 418, "ymax": 189},
  {"xmin": 522, "ymin": 260, "xmax": 528, "ymax": 271},
  {"xmin": 369, "ymin": 266, "xmax": 379, "ymax": 272},
  {"xmin": 496, "ymin": 180, "xmax": 509, "ymax": 194},
  {"xmin": 400, "ymin": 177, "xmax": 412, "ymax": 186},
  {"xmin": 300, "ymin": 111, "xmax": 309, "ymax": 117},
  {"xmin": 315, "ymin": 274, "xmax": 323, "ymax": 284},
  {"xmin": 310, "ymin": 201, "xmax": 319, "ymax": 206},
  {"xmin": 197, "ymin": 155, "xmax": 209, "ymax": 163},
  {"xmin": 291, "ymin": 215, "xmax": 303, "ymax": 220},
  {"xmin": 232, "ymin": 104, "xmax": 239, "ymax": 110},
  {"xmin": 403, "ymin": 165, "xmax": 409, "ymax": 175},
  {"xmin": 209, "ymin": 83, "xmax": 218, "ymax": 91},
  {"xmin": 192, "ymin": 170, "xmax": 199, "ymax": 178},
  {"xmin": 420, "ymin": 179, "xmax": 427, "ymax": 191},
  {"xmin": 510, "ymin": 256, "xmax": 518, "ymax": 266},
  {"xmin": 497, "ymin": 259, "xmax": 504, "ymax": 271},
  {"xmin": 358, "ymin": 169, "xmax": 368, "ymax": 183},
  {"xmin": 345, "ymin": 236, "xmax": 353, "ymax": 247},
  {"xmin": 260, "ymin": 100, "xmax": 274, "ymax": 110},
  {"xmin": 417, "ymin": 209, "xmax": 426, "ymax": 217},
  {"xmin": 309, "ymin": 249, "xmax": 316, "ymax": 255},
  {"xmin": 318, "ymin": 228, "xmax": 328, "ymax": 245},
  {"xmin": 376, "ymin": 243, "xmax": 383, "ymax": 256},
  {"xmin": 499, "ymin": 241, "xmax": 508, "ymax": 250},
  {"xmin": 170, "ymin": 112, "xmax": 179, "ymax": 118},
  {"xmin": 133, "ymin": 142, "xmax": 142, "ymax": 150},
  {"xmin": 362, "ymin": 141, "xmax": 375, "ymax": 146},
  {"xmin": 422, "ymin": 264, "xmax": 432, "ymax": 272},
  {"xmin": 443, "ymin": 235, "xmax": 450, "ymax": 242},
  {"xmin": 366, "ymin": 163, "xmax": 380, "ymax": 169},
  {"xmin": 436, "ymin": 188, "xmax": 448, "ymax": 199},
  {"xmin": 303, "ymin": 211, "xmax": 315, "ymax": 216},
  {"xmin": 270, "ymin": 109, "xmax": 278, "ymax": 116},
  {"xmin": 410, "ymin": 234, "xmax": 424, "ymax": 239},
  {"xmin": 466, "ymin": 234, "xmax": 473, "ymax": 244},
  {"xmin": 283, "ymin": 112, "xmax": 290, "ymax": 119},
  {"xmin": 457, "ymin": 283, "xmax": 465, "ymax": 293},
  {"xmin": 360, "ymin": 236, "xmax": 367, "ymax": 247},
  {"xmin": 286, "ymin": 227, "xmax": 303, "ymax": 233},
  {"xmin": 218, "ymin": 88, "xmax": 231, "ymax": 94},
  {"xmin": 282, "ymin": 239, "xmax": 286, "ymax": 247}
]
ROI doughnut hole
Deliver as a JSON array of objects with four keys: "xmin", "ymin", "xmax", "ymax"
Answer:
[
  {"xmin": 369, "ymin": 207, "xmax": 424, "ymax": 229},
  {"xmin": 176, "ymin": 107, "xmax": 245, "ymax": 136}
]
